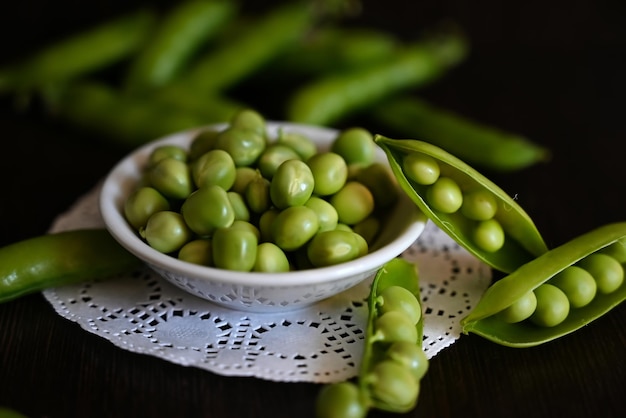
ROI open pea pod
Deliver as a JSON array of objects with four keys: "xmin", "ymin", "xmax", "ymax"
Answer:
[
  {"xmin": 461, "ymin": 222, "xmax": 626, "ymax": 347},
  {"xmin": 316, "ymin": 258, "xmax": 427, "ymax": 418},
  {"xmin": 359, "ymin": 257, "xmax": 426, "ymax": 413},
  {"xmin": 374, "ymin": 135, "xmax": 548, "ymax": 273}
]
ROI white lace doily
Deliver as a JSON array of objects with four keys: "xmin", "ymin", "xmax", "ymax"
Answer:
[{"xmin": 43, "ymin": 184, "xmax": 491, "ymax": 383}]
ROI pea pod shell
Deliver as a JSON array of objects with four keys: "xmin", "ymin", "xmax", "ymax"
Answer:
[
  {"xmin": 360, "ymin": 257, "xmax": 424, "ymax": 413},
  {"xmin": 124, "ymin": 0, "xmax": 236, "ymax": 92},
  {"xmin": 0, "ymin": 10, "xmax": 156, "ymax": 94},
  {"xmin": 178, "ymin": 2, "xmax": 314, "ymax": 93},
  {"xmin": 371, "ymin": 96, "xmax": 551, "ymax": 172},
  {"xmin": 375, "ymin": 135, "xmax": 548, "ymax": 273},
  {"xmin": 287, "ymin": 30, "xmax": 468, "ymax": 126},
  {"xmin": 461, "ymin": 222, "xmax": 626, "ymax": 347},
  {"xmin": 0, "ymin": 229, "xmax": 142, "ymax": 303}
]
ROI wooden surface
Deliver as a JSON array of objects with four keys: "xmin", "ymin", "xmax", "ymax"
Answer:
[{"xmin": 1, "ymin": 1, "xmax": 625, "ymax": 417}]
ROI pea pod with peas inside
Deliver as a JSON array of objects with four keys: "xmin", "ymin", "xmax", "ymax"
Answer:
[
  {"xmin": 374, "ymin": 135, "xmax": 548, "ymax": 274},
  {"xmin": 461, "ymin": 222, "xmax": 626, "ymax": 347},
  {"xmin": 315, "ymin": 257, "xmax": 428, "ymax": 417}
]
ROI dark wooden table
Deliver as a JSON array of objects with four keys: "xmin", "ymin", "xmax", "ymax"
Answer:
[{"xmin": 1, "ymin": 1, "xmax": 625, "ymax": 417}]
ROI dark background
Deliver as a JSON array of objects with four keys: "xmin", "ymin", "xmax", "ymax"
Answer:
[{"xmin": 1, "ymin": 1, "xmax": 625, "ymax": 417}]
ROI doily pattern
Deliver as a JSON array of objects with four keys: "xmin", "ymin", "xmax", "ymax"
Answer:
[{"xmin": 43, "ymin": 184, "xmax": 492, "ymax": 383}]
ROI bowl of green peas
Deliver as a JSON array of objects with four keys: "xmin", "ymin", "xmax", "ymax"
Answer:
[{"xmin": 100, "ymin": 109, "xmax": 427, "ymax": 312}]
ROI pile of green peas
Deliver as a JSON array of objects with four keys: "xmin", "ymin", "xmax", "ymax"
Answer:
[
  {"xmin": 315, "ymin": 258, "xmax": 428, "ymax": 418},
  {"xmin": 123, "ymin": 109, "xmax": 399, "ymax": 272},
  {"xmin": 402, "ymin": 151, "xmax": 504, "ymax": 253},
  {"xmin": 499, "ymin": 240, "xmax": 626, "ymax": 327}
]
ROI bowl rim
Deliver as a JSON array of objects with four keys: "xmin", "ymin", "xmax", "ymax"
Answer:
[{"xmin": 99, "ymin": 121, "xmax": 427, "ymax": 288}]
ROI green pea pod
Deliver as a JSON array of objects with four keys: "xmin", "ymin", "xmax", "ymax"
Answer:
[
  {"xmin": 371, "ymin": 96, "xmax": 551, "ymax": 172},
  {"xmin": 268, "ymin": 26, "xmax": 400, "ymax": 77},
  {"xmin": 0, "ymin": 229, "xmax": 141, "ymax": 304},
  {"xmin": 124, "ymin": 0, "xmax": 237, "ymax": 93},
  {"xmin": 315, "ymin": 258, "xmax": 427, "ymax": 417},
  {"xmin": 49, "ymin": 81, "xmax": 239, "ymax": 148},
  {"xmin": 374, "ymin": 135, "xmax": 548, "ymax": 273},
  {"xmin": 0, "ymin": 9, "xmax": 156, "ymax": 95},
  {"xmin": 175, "ymin": 2, "xmax": 315, "ymax": 94},
  {"xmin": 287, "ymin": 28, "xmax": 468, "ymax": 126},
  {"xmin": 461, "ymin": 222, "xmax": 626, "ymax": 347},
  {"xmin": 360, "ymin": 257, "xmax": 425, "ymax": 413}
]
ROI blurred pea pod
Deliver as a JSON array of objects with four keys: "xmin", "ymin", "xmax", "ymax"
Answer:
[
  {"xmin": 0, "ymin": 9, "xmax": 156, "ymax": 96},
  {"xmin": 124, "ymin": 0, "xmax": 237, "ymax": 94},
  {"xmin": 267, "ymin": 26, "xmax": 400, "ymax": 77},
  {"xmin": 48, "ymin": 81, "xmax": 240, "ymax": 148},
  {"xmin": 286, "ymin": 27, "xmax": 469, "ymax": 126},
  {"xmin": 173, "ymin": 2, "xmax": 315, "ymax": 94},
  {"xmin": 371, "ymin": 96, "xmax": 551, "ymax": 171}
]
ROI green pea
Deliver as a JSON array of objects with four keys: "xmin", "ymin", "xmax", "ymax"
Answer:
[
  {"xmin": 529, "ymin": 284, "xmax": 570, "ymax": 327},
  {"xmin": 227, "ymin": 191, "xmax": 250, "ymax": 222},
  {"xmin": 148, "ymin": 157, "xmax": 193, "ymax": 199},
  {"xmin": 472, "ymin": 219, "xmax": 505, "ymax": 253},
  {"xmin": 305, "ymin": 196, "xmax": 339, "ymax": 232},
  {"xmin": 212, "ymin": 227, "xmax": 258, "ymax": 272},
  {"xmin": 461, "ymin": 189, "xmax": 498, "ymax": 221},
  {"xmin": 402, "ymin": 152, "xmax": 440, "ymax": 185},
  {"xmin": 352, "ymin": 216, "xmax": 380, "ymax": 246},
  {"xmin": 181, "ymin": 185, "xmax": 234, "ymax": 236},
  {"xmin": 270, "ymin": 159, "xmax": 315, "ymax": 209},
  {"xmin": 245, "ymin": 174, "xmax": 272, "ymax": 214},
  {"xmin": 577, "ymin": 253, "xmax": 624, "ymax": 294},
  {"xmin": 230, "ymin": 108, "xmax": 266, "ymax": 138},
  {"xmin": 599, "ymin": 239, "xmax": 626, "ymax": 263},
  {"xmin": 426, "ymin": 176, "xmax": 462, "ymax": 214},
  {"xmin": 331, "ymin": 127, "xmax": 375, "ymax": 166},
  {"xmin": 188, "ymin": 128, "xmax": 219, "ymax": 161},
  {"xmin": 257, "ymin": 144, "xmax": 301, "ymax": 179},
  {"xmin": 231, "ymin": 166, "xmax": 258, "ymax": 195},
  {"xmin": 142, "ymin": 211, "xmax": 192, "ymax": 254},
  {"xmin": 230, "ymin": 220, "xmax": 260, "ymax": 241},
  {"xmin": 191, "ymin": 149, "xmax": 236, "ymax": 190},
  {"xmin": 149, "ymin": 144, "xmax": 187, "ymax": 166},
  {"xmin": 306, "ymin": 230, "xmax": 364, "ymax": 267},
  {"xmin": 353, "ymin": 232, "xmax": 369, "ymax": 257},
  {"xmin": 550, "ymin": 266, "xmax": 597, "ymax": 308},
  {"xmin": 258, "ymin": 209, "xmax": 279, "ymax": 243},
  {"xmin": 315, "ymin": 382, "xmax": 367, "ymax": 418},
  {"xmin": 307, "ymin": 152, "xmax": 348, "ymax": 196},
  {"xmin": 330, "ymin": 181, "xmax": 374, "ymax": 225},
  {"xmin": 272, "ymin": 206, "xmax": 319, "ymax": 251},
  {"xmin": 124, "ymin": 186, "xmax": 170, "ymax": 229},
  {"xmin": 213, "ymin": 127, "xmax": 265, "ymax": 167},
  {"xmin": 497, "ymin": 291, "xmax": 537, "ymax": 323},
  {"xmin": 372, "ymin": 311, "xmax": 418, "ymax": 344},
  {"xmin": 277, "ymin": 130, "xmax": 317, "ymax": 160},
  {"xmin": 254, "ymin": 242, "xmax": 290, "ymax": 272},
  {"xmin": 178, "ymin": 239, "xmax": 212, "ymax": 266},
  {"xmin": 377, "ymin": 285, "xmax": 422, "ymax": 324},
  {"xmin": 385, "ymin": 341, "xmax": 429, "ymax": 380},
  {"xmin": 335, "ymin": 223, "xmax": 353, "ymax": 232},
  {"xmin": 366, "ymin": 360, "xmax": 419, "ymax": 409},
  {"xmin": 354, "ymin": 162, "xmax": 398, "ymax": 210}
]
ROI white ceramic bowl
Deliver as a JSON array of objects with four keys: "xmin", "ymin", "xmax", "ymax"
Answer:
[{"xmin": 100, "ymin": 122, "xmax": 426, "ymax": 313}]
